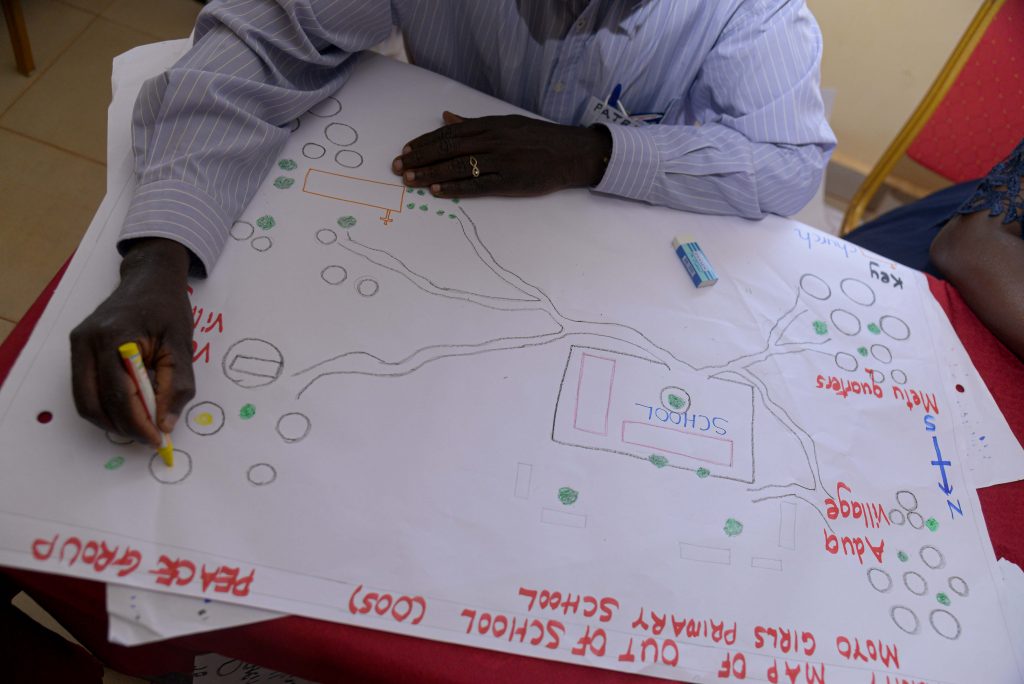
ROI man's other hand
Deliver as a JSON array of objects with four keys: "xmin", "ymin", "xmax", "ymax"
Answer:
[
  {"xmin": 70, "ymin": 238, "xmax": 195, "ymax": 446},
  {"xmin": 393, "ymin": 111, "xmax": 611, "ymax": 198}
]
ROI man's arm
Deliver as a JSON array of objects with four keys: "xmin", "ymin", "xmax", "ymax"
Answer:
[
  {"xmin": 72, "ymin": 0, "xmax": 393, "ymax": 444},
  {"xmin": 395, "ymin": 0, "xmax": 835, "ymax": 218},
  {"xmin": 930, "ymin": 212, "xmax": 1024, "ymax": 360}
]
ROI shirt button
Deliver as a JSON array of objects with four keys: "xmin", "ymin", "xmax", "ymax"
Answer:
[{"xmin": 552, "ymin": 82, "xmax": 565, "ymax": 93}]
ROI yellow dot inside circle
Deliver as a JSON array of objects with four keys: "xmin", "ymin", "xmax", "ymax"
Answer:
[{"xmin": 194, "ymin": 412, "xmax": 214, "ymax": 426}]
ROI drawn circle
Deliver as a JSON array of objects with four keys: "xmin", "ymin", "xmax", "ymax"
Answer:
[
  {"xmin": 834, "ymin": 351, "xmax": 858, "ymax": 372},
  {"xmin": 799, "ymin": 274, "xmax": 831, "ymax": 300},
  {"xmin": 867, "ymin": 567, "xmax": 893, "ymax": 593},
  {"xmin": 890, "ymin": 606, "xmax": 920, "ymax": 635},
  {"xmin": 866, "ymin": 367, "xmax": 885, "ymax": 384},
  {"xmin": 309, "ymin": 96, "xmax": 341, "ymax": 117},
  {"xmin": 929, "ymin": 609, "xmax": 961, "ymax": 640},
  {"xmin": 185, "ymin": 401, "xmax": 225, "ymax": 436},
  {"xmin": 907, "ymin": 511, "xmax": 924, "ymax": 529},
  {"xmin": 891, "ymin": 369, "xmax": 908, "ymax": 385},
  {"xmin": 880, "ymin": 315, "xmax": 911, "ymax": 341},
  {"xmin": 903, "ymin": 571, "xmax": 928, "ymax": 596},
  {"xmin": 222, "ymin": 338, "xmax": 284, "ymax": 388},
  {"xmin": 251, "ymin": 236, "xmax": 272, "ymax": 252},
  {"xmin": 920, "ymin": 545, "xmax": 946, "ymax": 570},
  {"xmin": 286, "ymin": 119, "xmax": 299, "ymax": 132},
  {"xmin": 230, "ymin": 221, "xmax": 255, "ymax": 241},
  {"xmin": 948, "ymin": 576, "xmax": 969, "ymax": 597},
  {"xmin": 247, "ymin": 463, "xmax": 277, "ymax": 486},
  {"xmin": 888, "ymin": 509, "xmax": 906, "ymax": 525},
  {"xmin": 105, "ymin": 431, "xmax": 133, "ymax": 445},
  {"xmin": 321, "ymin": 265, "xmax": 348, "ymax": 285},
  {"xmin": 149, "ymin": 449, "xmax": 192, "ymax": 484},
  {"xmin": 334, "ymin": 149, "xmax": 364, "ymax": 168},
  {"xmin": 840, "ymin": 278, "xmax": 876, "ymax": 306},
  {"xmin": 325, "ymin": 122, "xmax": 358, "ymax": 146},
  {"xmin": 870, "ymin": 344, "xmax": 893, "ymax": 364},
  {"xmin": 896, "ymin": 490, "xmax": 918, "ymax": 512},
  {"xmin": 216, "ymin": 660, "xmax": 243, "ymax": 676},
  {"xmin": 660, "ymin": 386, "xmax": 691, "ymax": 413},
  {"xmin": 356, "ymin": 277, "xmax": 379, "ymax": 297},
  {"xmin": 316, "ymin": 228, "xmax": 338, "ymax": 245},
  {"xmin": 830, "ymin": 309, "xmax": 861, "ymax": 336},
  {"xmin": 302, "ymin": 143, "xmax": 326, "ymax": 159},
  {"xmin": 276, "ymin": 412, "xmax": 311, "ymax": 444}
]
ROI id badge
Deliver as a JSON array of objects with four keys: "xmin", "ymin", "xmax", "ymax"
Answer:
[{"xmin": 580, "ymin": 94, "xmax": 639, "ymax": 127}]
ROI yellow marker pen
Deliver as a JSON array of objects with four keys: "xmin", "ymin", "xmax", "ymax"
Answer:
[{"xmin": 117, "ymin": 342, "xmax": 174, "ymax": 467}]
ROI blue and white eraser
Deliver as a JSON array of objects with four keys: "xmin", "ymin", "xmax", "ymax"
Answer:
[{"xmin": 672, "ymin": 237, "xmax": 718, "ymax": 288}]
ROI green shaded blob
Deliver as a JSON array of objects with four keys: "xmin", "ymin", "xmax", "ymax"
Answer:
[
  {"xmin": 667, "ymin": 394, "xmax": 685, "ymax": 410},
  {"xmin": 812, "ymin": 320, "xmax": 828, "ymax": 335},
  {"xmin": 557, "ymin": 487, "xmax": 579, "ymax": 506},
  {"xmin": 337, "ymin": 216, "xmax": 357, "ymax": 228},
  {"xmin": 239, "ymin": 403, "xmax": 256, "ymax": 420},
  {"xmin": 104, "ymin": 456, "xmax": 125, "ymax": 471},
  {"xmin": 723, "ymin": 518, "xmax": 744, "ymax": 537},
  {"xmin": 406, "ymin": 186, "xmax": 414, "ymax": 192},
  {"xmin": 857, "ymin": 346, "xmax": 869, "ymax": 357},
  {"xmin": 696, "ymin": 467, "xmax": 710, "ymax": 479},
  {"xmin": 925, "ymin": 517, "xmax": 939, "ymax": 532},
  {"xmin": 448, "ymin": 213, "xmax": 456, "ymax": 219},
  {"xmin": 256, "ymin": 215, "xmax": 276, "ymax": 230},
  {"xmin": 273, "ymin": 176, "xmax": 295, "ymax": 189},
  {"xmin": 278, "ymin": 159, "xmax": 297, "ymax": 171},
  {"xmin": 407, "ymin": 202, "xmax": 416, "ymax": 209},
  {"xmin": 648, "ymin": 454, "xmax": 669, "ymax": 468},
  {"xmin": 936, "ymin": 592, "xmax": 951, "ymax": 606},
  {"xmin": 417, "ymin": 189, "xmax": 426, "ymax": 195},
  {"xmin": 436, "ymin": 210, "xmax": 445, "ymax": 215},
  {"xmin": 419, "ymin": 204, "xmax": 428, "ymax": 211},
  {"xmin": 452, "ymin": 198, "xmax": 460, "ymax": 204},
  {"xmin": 897, "ymin": 551, "xmax": 909, "ymax": 562},
  {"xmin": 867, "ymin": 323, "xmax": 881, "ymax": 334}
]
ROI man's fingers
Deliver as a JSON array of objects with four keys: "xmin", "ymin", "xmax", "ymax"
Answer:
[
  {"xmin": 432, "ymin": 173, "xmax": 503, "ymax": 198},
  {"xmin": 70, "ymin": 332, "xmax": 115, "ymax": 434},
  {"xmin": 442, "ymin": 111, "xmax": 465, "ymax": 125},
  {"xmin": 154, "ymin": 341, "xmax": 195, "ymax": 434},
  {"xmin": 95, "ymin": 345, "xmax": 161, "ymax": 446},
  {"xmin": 405, "ymin": 154, "xmax": 493, "ymax": 187}
]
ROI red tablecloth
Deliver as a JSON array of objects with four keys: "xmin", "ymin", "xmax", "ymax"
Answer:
[{"xmin": 2, "ymin": 268, "xmax": 1022, "ymax": 682}]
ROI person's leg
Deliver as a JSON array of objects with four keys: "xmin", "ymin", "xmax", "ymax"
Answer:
[{"xmin": 845, "ymin": 180, "xmax": 980, "ymax": 277}]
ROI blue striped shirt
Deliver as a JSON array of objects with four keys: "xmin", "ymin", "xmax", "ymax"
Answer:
[{"xmin": 120, "ymin": 0, "xmax": 835, "ymax": 276}]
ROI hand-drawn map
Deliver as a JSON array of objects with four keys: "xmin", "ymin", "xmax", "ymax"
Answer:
[{"xmin": 0, "ymin": 55, "xmax": 1021, "ymax": 682}]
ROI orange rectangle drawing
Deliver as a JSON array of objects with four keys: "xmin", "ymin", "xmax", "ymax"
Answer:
[{"xmin": 303, "ymin": 169, "xmax": 406, "ymax": 225}]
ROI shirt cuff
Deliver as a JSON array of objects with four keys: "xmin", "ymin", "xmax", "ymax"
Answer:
[
  {"xmin": 117, "ymin": 179, "xmax": 232, "ymax": 279},
  {"xmin": 592, "ymin": 123, "xmax": 661, "ymax": 202}
]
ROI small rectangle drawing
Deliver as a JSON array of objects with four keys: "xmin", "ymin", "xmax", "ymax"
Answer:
[
  {"xmin": 622, "ymin": 421, "xmax": 733, "ymax": 466},
  {"xmin": 573, "ymin": 353, "xmax": 616, "ymax": 435},
  {"xmin": 303, "ymin": 169, "xmax": 405, "ymax": 212},
  {"xmin": 751, "ymin": 557, "xmax": 783, "ymax": 571},
  {"xmin": 678, "ymin": 543, "xmax": 730, "ymax": 565},
  {"xmin": 514, "ymin": 463, "xmax": 532, "ymax": 499},
  {"xmin": 229, "ymin": 355, "xmax": 282, "ymax": 379},
  {"xmin": 779, "ymin": 501, "xmax": 797, "ymax": 550},
  {"xmin": 541, "ymin": 508, "xmax": 587, "ymax": 528}
]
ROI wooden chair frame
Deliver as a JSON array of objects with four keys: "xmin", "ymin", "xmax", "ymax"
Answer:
[
  {"xmin": 839, "ymin": 0, "xmax": 1006, "ymax": 236},
  {"xmin": 2, "ymin": 0, "xmax": 34, "ymax": 76}
]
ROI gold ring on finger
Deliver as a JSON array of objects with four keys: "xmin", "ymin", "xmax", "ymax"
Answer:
[{"xmin": 469, "ymin": 155, "xmax": 480, "ymax": 178}]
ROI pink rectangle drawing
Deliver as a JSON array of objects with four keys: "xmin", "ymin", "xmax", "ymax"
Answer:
[
  {"xmin": 620, "ymin": 421, "xmax": 733, "ymax": 466},
  {"xmin": 573, "ymin": 353, "xmax": 616, "ymax": 435}
]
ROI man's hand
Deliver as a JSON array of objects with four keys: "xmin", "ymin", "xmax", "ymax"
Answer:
[
  {"xmin": 392, "ymin": 111, "xmax": 611, "ymax": 198},
  {"xmin": 70, "ymin": 238, "xmax": 195, "ymax": 446}
]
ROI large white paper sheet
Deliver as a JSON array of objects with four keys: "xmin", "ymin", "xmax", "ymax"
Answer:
[{"xmin": 1, "ymin": 55, "xmax": 1022, "ymax": 682}]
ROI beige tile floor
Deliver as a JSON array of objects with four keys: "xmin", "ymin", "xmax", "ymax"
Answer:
[{"xmin": 1, "ymin": 2, "xmax": 202, "ymax": 679}]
